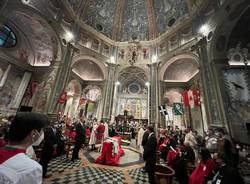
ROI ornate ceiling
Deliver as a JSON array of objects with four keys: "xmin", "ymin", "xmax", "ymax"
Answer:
[
  {"xmin": 67, "ymin": 0, "xmax": 188, "ymax": 41},
  {"xmin": 6, "ymin": 11, "xmax": 58, "ymax": 66}
]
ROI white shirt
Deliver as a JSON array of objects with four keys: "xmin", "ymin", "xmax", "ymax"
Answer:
[
  {"xmin": 137, "ymin": 128, "xmax": 145, "ymax": 147},
  {"xmin": 0, "ymin": 153, "xmax": 42, "ymax": 184},
  {"xmin": 104, "ymin": 123, "xmax": 109, "ymax": 139}
]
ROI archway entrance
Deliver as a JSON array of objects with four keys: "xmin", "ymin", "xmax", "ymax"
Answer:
[{"xmin": 115, "ymin": 66, "xmax": 148, "ymax": 121}]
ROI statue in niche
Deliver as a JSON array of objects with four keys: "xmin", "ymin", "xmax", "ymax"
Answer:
[
  {"xmin": 118, "ymin": 49, "xmax": 125, "ymax": 59},
  {"xmin": 127, "ymin": 44, "xmax": 139, "ymax": 65}
]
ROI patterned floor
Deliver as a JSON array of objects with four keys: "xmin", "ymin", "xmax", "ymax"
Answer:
[
  {"xmin": 84, "ymin": 147, "xmax": 144, "ymax": 167},
  {"xmin": 49, "ymin": 166, "xmax": 126, "ymax": 184},
  {"xmin": 128, "ymin": 168, "xmax": 149, "ymax": 184},
  {"xmin": 46, "ymin": 155, "xmax": 82, "ymax": 176}
]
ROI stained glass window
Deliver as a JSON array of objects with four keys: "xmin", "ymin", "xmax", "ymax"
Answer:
[{"xmin": 0, "ymin": 25, "xmax": 17, "ymax": 48}]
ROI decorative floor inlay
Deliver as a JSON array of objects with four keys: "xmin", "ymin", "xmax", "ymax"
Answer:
[
  {"xmin": 128, "ymin": 168, "xmax": 149, "ymax": 184},
  {"xmin": 49, "ymin": 166, "xmax": 126, "ymax": 184},
  {"xmin": 46, "ymin": 155, "xmax": 82, "ymax": 176}
]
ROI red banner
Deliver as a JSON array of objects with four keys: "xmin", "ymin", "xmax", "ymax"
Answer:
[
  {"xmin": 182, "ymin": 89, "xmax": 201, "ymax": 108},
  {"xmin": 58, "ymin": 91, "xmax": 67, "ymax": 104}
]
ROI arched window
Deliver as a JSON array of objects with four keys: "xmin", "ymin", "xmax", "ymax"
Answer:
[{"xmin": 0, "ymin": 25, "xmax": 17, "ymax": 48}]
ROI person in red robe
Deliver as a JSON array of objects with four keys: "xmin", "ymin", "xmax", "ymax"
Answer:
[
  {"xmin": 189, "ymin": 148, "xmax": 216, "ymax": 184},
  {"xmin": 95, "ymin": 120, "xmax": 105, "ymax": 144}
]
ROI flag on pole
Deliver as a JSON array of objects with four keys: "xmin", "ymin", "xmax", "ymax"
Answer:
[
  {"xmin": 172, "ymin": 103, "xmax": 184, "ymax": 115},
  {"xmin": 159, "ymin": 105, "xmax": 168, "ymax": 116},
  {"xmin": 182, "ymin": 89, "xmax": 201, "ymax": 108}
]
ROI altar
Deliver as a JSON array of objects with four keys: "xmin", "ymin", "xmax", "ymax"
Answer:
[{"xmin": 116, "ymin": 132, "xmax": 131, "ymax": 141}]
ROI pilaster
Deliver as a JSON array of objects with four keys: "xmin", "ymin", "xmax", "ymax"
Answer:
[
  {"xmin": 196, "ymin": 38, "xmax": 222, "ymax": 127},
  {"xmin": 148, "ymin": 62, "xmax": 160, "ymax": 130},
  {"xmin": 11, "ymin": 72, "xmax": 32, "ymax": 109},
  {"xmin": 102, "ymin": 63, "xmax": 119, "ymax": 121},
  {"xmin": 47, "ymin": 43, "xmax": 76, "ymax": 114}
]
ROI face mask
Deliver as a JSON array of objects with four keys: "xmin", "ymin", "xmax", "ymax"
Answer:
[{"xmin": 32, "ymin": 130, "xmax": 44, "ymax": 146}]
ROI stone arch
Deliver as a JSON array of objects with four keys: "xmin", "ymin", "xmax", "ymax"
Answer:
[
  {"xmin": 117, "ymin": 66, "xmax": 148, "ymax": 92},
  {"xmin": 115, "ymin": 65, "xmax": 149, "ymax": 81},
  {"xmin": 72, "ymin": 55, "xmax": 106, "ymax": 80},
  {"xmin": 159, "ymin": 53, "xmax": 199, "ymax": 82},
  {"xmin": 82, "ymin": 85, "xmax": 102, "ymax": 102}
]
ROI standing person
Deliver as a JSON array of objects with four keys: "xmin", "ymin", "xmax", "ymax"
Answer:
[
  {"xmin": 143, "ymin": 126, "xmax": 157, "ymax": 184},
  {"xmin": 71, "ymin": 118, "xmax": 85, "ymax": 161},
  {"xmin": 104, "ymin": 121, "xmax": 109, "ymax": 139},
  {"xmin": 39, "ymin": 122, "xmax": 58, "ymax": 177},
  {"xmin": 0, "ymin": 112, "xmax": 48, "ymax": 184},
  {"xmin": 137, "ymin": 125, "xmax": 145, "ymax": 154},
  {"xmin": 141, "ymin": 125, "xmax": 149, "ymax": 150},
  {"xmin": 95, "ymin": 120, "xmax": 105, "ymax": 145},
  {"xmin": 89, "ymin": 121, "xmax": 98, "ymax": 150}
]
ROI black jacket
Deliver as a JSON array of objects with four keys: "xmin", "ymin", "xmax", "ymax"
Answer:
[
  {"xmin": 75, "ymin": 122, "xmax": 85, "ymax": 144},
  {"xmin": 142, "ymin": 131, "xmax": 149, "ymax": 148},
  {"xmin": 143, "ymin": 133, "xmax": 157, "ymax": 160},
  {"xmin": 212, "ymin": 164, "xmax": 244, "ymax": 184}
]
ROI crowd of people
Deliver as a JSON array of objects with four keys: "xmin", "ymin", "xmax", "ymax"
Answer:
[
  {"xmin": 0, "ymin": 112, "xmax": 249, "ymax": 184},
  {"xmin": 137, "ymin": 125, "xmax": 249, "ymax": 184},
  {"xmin": 0, "ymin": 113, "xmax": 117, "ymax": 181}
]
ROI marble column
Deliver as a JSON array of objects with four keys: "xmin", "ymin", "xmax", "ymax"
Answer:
[
  {"xmin": 148, "ymin": 63, "xmax": 160, "ymax": 130},
  {"xmin": 196, "ymin": 38, "xmax": 222, "ymax": 126},
  {"xmin": 111, "ymin": 82, "xmax": 120, "ymax": 120},
  {"xmin": 11, "ymin": 72, "xmax": 32, "ymax": 109},
  {"xmin": 102, "ymin": 63, "xmax": 119, "ymax": 121},
  {"xmin": 47, "ymin": 43, "xmax": 76, "ymax": 114}
]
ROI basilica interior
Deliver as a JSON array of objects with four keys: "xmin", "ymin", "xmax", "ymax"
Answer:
[{"xmin": 0, "ymin": 0, "xmax": 250, "ymax": 184}]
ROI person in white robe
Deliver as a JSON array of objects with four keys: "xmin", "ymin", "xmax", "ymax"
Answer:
[
  {"xmin": 104, "ymin": 122, "xmax": 109, "ymax": 139},
  {"xmin": 89, "ymin": 122, "xmax": 98, "ymax": 150},
  {"xmin": 137, "ymin": 125, "xmax": 145, "ymax": 154}
]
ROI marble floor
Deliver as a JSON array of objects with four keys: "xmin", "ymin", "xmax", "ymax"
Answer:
[
  {"xmin": 44, "ymin": 146, "xmax": 149, "ymax": 184},
  {"xmin": 43, "ymin": 145, "xmax": 250, "ymax": 184}
]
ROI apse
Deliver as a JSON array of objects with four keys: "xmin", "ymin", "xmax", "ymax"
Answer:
[
  {"xmin": 163, "ymin": 58, "xmax": 199, "ymax": 82},
  {"xmin": 72, "ymin": 59, "xmax": 104, "ymax": 81}
]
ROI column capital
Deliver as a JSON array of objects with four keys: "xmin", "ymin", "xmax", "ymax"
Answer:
[
  {"xmin": 147, "ymin": 61, "xmax": 161, "ymax": 68},
  {"xmin": 106, "ymin": 62, "xmax": 120, "ymax": 69}
]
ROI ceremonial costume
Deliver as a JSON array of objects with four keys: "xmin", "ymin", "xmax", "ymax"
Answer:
[
  {"xmin": 137, "ymin": 127, "xmax": 145, "ymax": 153},
  {"xmin": 0, "ymin": 147, "xmax": 42, "ymax": 184},
  {"xmin": 96, "ymin": 122, "xmax": 105, "ymax": 144}
]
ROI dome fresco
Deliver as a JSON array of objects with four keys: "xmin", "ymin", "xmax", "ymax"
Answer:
[{"xmin": 67, "ymin": 0, "xmax": 189, "ymax": 41}]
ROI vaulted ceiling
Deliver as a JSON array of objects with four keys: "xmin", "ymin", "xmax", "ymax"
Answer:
[{"xmin": 67, "ymin": 0, "xmax": 189, "ymax": 41}]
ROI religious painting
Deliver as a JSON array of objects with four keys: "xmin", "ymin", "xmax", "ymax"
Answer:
[
  {"xmin": 221, "ymin": 68, "xmax": 250, "ymax": 143},
  {"xmin": 0, "ymin": 62, "xmax": 23, "ymax": 110},
  {"xmin": 8, "ymin": 11, "xmax": 57, "ymax": 66}
]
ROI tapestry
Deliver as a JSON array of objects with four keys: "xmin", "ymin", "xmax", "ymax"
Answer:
[{"xmin": 222, "ymin": 69, "xmax": 250, "ymax": 143}]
